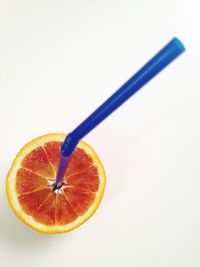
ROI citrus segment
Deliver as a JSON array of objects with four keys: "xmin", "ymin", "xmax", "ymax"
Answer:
[
  {"xmin": 63, "ymin": 188, "xmax": 95, "ymax": 216},
  {"xmin": 22, "ymin": 146, "xmax": 54, "ymax": 178},
  {"xmin": 56, "ymin": 194, "xmax": 78, "ymax": 225},
  {"xmin": 18, "ymin": 188, "xmax": 51, "ymax": 216},
  {"xmin": 44, "ymin": 141, "xmax": 61, "ymax": 172},
  {"xmin": 64, "ymin": 148, "xmax": 93, "ymax": 177},
  {"xmin": 66, "ymin": 165, "xmax": 99, "ymax": 192},
  {"xmin": 16, "ymin": 168, "xmax": 48, "ymax": 194},
  {"xmin": 34, "ymin": 192, "xmax": 56, "ymax": 225}
]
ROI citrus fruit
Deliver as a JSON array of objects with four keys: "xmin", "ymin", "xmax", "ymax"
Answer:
[{"xmin": 6, "ymin": 133, "xmax": 106, "ymax": 234}]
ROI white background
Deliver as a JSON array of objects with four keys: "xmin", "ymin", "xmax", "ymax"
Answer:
[{"xmin": 0, "ymin": 0, "xmax": 200, "ymax": 266}]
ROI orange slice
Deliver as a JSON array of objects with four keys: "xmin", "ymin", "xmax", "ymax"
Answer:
[{"xmin": 6, "ymin": 133, "xmax": 106, "ymax": 234}]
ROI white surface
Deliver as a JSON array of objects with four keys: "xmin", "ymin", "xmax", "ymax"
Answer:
[{"xmin": 0, "ymin": 0, "xmax": 200, "ymax": 266}]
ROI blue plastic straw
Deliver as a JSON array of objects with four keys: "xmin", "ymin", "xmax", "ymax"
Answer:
[{"xmin": 54, "ymin": 37, "xmax": 185, "ymax": 189}]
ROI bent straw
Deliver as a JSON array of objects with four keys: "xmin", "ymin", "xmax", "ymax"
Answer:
[{"xmin": 54, "ymin": 37, "xmax": 185, "ymax": 189}]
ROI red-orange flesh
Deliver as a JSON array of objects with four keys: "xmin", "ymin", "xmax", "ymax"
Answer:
[{"xmin": 16, "ymin": 142, "xmax": 100, "ymax": 225}]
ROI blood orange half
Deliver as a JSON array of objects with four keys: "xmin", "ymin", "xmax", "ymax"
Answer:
[{"xmin": 6, "ymin": 133, "xmax": 106, "ymax": 234}]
